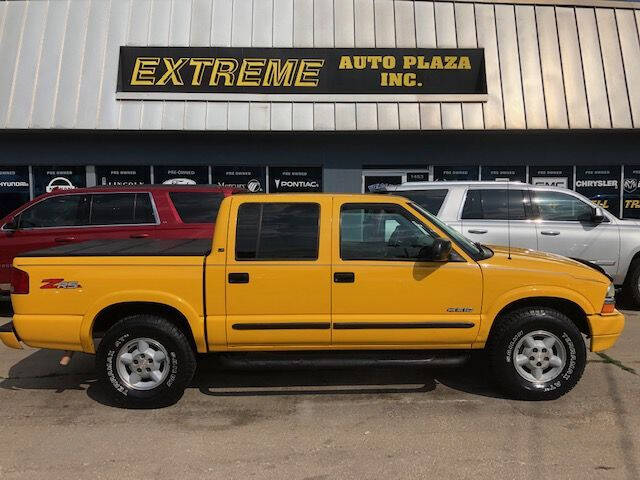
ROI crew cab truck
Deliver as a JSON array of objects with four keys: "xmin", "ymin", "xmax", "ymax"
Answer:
[{"xmin": 1, "ymin": 194, "xmax": 625, "ymax": 407}]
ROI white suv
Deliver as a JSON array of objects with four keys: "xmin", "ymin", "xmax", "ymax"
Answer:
[{"xmin": 381, "ymin": 181, "xmax": 640, "ymax": 303}]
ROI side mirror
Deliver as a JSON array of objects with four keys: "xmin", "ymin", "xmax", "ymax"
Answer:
[
  {"xmin": 591, "ymin": 207, "xmax": 605, "ymax": 224},
  {"xmin": 2, "ymin": 216, "xmax": 17, "ymax": 232},
  {"xmin": 418, "ymin": 238, "xmax": 452, "ymax": 262}
]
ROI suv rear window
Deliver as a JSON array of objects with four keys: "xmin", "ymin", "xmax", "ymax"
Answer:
[
  {"xmin": 235, "ymin": 203, "xmax": 320, "ymax": 260},
  {"xmin": 90, "ymin": 193, "xmax": 156, "ymax": 225},
  {"xmin": 170, "ymin": 192, "xmax": 224, "ymax": 224},
  {"xmin": 462, "ymin": 189, "xmax": 529, "ymax": 220},
  {"xmin": 394, "ymin": 189, "xmax": 448, "ymax": 214}
]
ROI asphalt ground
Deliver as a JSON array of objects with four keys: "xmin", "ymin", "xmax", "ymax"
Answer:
[{"xmin": 0, "ymin": 297, "xmax": 638, "ymax": 480}]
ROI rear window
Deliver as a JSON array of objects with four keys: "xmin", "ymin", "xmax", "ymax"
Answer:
[
  {"xmin": 235, "ymin": 203, "xmax": 320, "ymax": 260},
  {"xmin": 462, "ymin": 189, "xmax": 529, "ymax": 220},
  {"xmin": 90, "ymin": 193, "xmax": 156, "ymax": 225},
  {"xmin": 394, "ymin": 189, "xmax": 448, "ymax": 214},
  {"xmin": 170, "ymin": 192, "xmax": 224, "ymax": 224}
]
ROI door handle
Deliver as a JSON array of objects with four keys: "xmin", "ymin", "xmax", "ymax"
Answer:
[
  {"xmin": 541, "ymin": 230, "xmax": 560, "ymax": 236},
  {"xmin": 130, "ymin": 233, "xmax": 150, "ymax": 239},
  {"xmin": 468, "ymin": 229, "xmax": 488, "ymax": 234},
  {"xmin": 55, "ymin": 236, "xmax": 76, "ymax": 242},
  {"xmin": 228, "ymin": 272, "xmax": 249, "ymax": 284},
  {"xmin": 334, "ymin": 272, "xmax": 355, "ymax": 283}
]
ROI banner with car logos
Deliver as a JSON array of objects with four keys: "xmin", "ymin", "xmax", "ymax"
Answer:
[
  {"xmin": 433, "ymin": 166, "xmax": 479, "ymax": 181},
  {"xmin": 529, "ymin": 166, "xmax": 573, "ymax": 190},
  {"xmin": 0, "ymin": 166, "xmax": 30, "ymax": 218},
  {"xmin": 96, "ymin": 166, "xmax": 151, "ymax": 186},
  {"xmin": 481, "ymin": 166, "xmax": 526, "ymax": 182},
  {"xmin": 33, "ymin": 166, "xmax": 86, "ymax": 197},
  {"xmin": 269, "ymin": 167, "xmax": 323, "ymax": 193},
  {"xmin": 212, "ymin": 166, "xmax": 266, "ymax": 192},
  {"xmin": 575, "ymin": 166, "xmax": 621, "ymax": 215},
  {"xmin": 153, "ymin": 166, "xmax": 208, "ymax": 185},
  {"xmin": 623, "ymin": 166, "xmax": 640, "ymax": 219}
]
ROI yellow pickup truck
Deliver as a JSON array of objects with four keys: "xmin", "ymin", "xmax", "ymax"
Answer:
[{"xmin": 1, "ymin": 194, "xmax": 624, "ymax": 407}]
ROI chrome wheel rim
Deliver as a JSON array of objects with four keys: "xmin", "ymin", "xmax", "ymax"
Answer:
[
  {"xmin": 116, "ymin": 337, "xmax": 170, "ymax": 391},
  {"xmin": 513, "ymin": 330, "xmax": 566, "ymax": 384}
]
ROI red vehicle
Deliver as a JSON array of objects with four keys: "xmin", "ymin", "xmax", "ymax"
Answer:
[{"xmin": 0, "ymin": 185, "xmax": 242, "ymax": 293}]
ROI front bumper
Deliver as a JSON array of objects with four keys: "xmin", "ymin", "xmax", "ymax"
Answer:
[
  {"xmin": 0, "ymin": 321, "xmax": 22, "ymax": 350},
  {"xmin": 588, "ymin": 310, "xmax": 625, "ymax": 352}
]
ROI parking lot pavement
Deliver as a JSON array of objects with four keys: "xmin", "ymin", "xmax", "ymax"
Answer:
[{"xmin": 0, "ymin": 299, "xmax": 639, "ymax": 480}]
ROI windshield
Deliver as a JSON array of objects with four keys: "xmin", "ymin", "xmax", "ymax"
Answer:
[{"xmin": 408, "ymin": 201, "xmax": 488, "ymax": 260}]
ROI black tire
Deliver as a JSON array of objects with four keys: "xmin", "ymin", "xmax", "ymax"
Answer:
[
  {"xmin": 486, "ymin": 307, "xmax": 586, "ymax": 401},
  {"xmin": 96, "ymin": 314, "xmax": 196, "ymax": 408},
  {"xmin": 623, "ymin": 259, "xmax": 640, "ymax": 307}
]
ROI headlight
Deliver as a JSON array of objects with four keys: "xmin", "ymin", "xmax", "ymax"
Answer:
[
  {"xmin": 606, "ymin": 283, "xmax": 616, "ymax": 300},
  {"xmin": 602, "ymin": 283, "xmax": 616, "ymax": 313}
]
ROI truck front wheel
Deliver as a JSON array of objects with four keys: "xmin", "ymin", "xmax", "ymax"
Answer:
[
  {"xmin": 96, "ymin": 315, "xmax": 196, "ymax": 408},
  {"xmin": 487, "ymin": 307, "xmax": 586, "ymax": 401}
]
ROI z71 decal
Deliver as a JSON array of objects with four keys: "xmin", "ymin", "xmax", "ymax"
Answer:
[{"xmin": 40, "ymin": 278, "xmax": 82, "ymax": 289}]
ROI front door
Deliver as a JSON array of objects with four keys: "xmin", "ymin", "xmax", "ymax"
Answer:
[
  {"xmin": 225, "ymin": 197, "xmax": 332, "ymax": 346},
  {"xmin": 331, "ymin": 200, "xmax": 482, "ymax": 347},
  {"xmin": 531, "ymin": 189, "xmax": 620, "ymax": 278}
]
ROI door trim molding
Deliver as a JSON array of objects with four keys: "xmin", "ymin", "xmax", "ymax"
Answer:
[
  {"xmin": 332, "ymin": 322, "xmax": 475, "ymax": 330},
  {"xmin": 232, "ymin": 322, "xmax": 331, "ymax": 330}
]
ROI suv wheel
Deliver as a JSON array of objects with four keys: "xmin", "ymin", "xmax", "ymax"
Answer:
[
  {"xmin": 624, "ymin": 259, "xmax": 640, "ymax": 306},
  {"xmin": 96, "ymin": 315, "xmax": 196, "ymax": 408},
  {"xmin": 487, "ymin": 307, "xmax": 586, "ymax": 401}
]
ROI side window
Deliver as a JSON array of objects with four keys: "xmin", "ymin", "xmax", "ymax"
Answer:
[
  {"xmin": 533, "ymin": 191, "xmax": 594, "ymax": 221},
  {"xmin": 340, "ymin": 204, "xmax": 437, "ymax": 261},
  {"xmin": 461, "ymin": 189, "xmax": 528, "ymax": 220},
  {"xmin": 18, "ymin": 195, "xmax": 89, "ymax": 228},
  {"xmin": 170, "ymin": 192, "xmax": 224, "ymax": 224},
  {"xmin": 395, "ymin": 189, "xmax": 448, "ymax": 215},
  {"xmin": 90, "ymin": 193, "xmax": 156, "ymax": 225},
  {"xmin": 235, "ymin": 203, "xmax": 320, "ymax": 260}
]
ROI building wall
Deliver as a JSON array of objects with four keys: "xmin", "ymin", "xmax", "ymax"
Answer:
[{"xmin": 1, "ymin": 0, "xmax": 640, "ymax": 132}]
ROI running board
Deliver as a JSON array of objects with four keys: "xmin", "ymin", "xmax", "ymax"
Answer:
[{"xmin": 217, "ymin": 350, "xmax": 470, "ymax": 370}]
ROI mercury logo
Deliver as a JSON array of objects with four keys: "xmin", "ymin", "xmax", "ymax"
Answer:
[{"xmin": 247, "ymin": 179, "xmax": 262, "ymax": 192}]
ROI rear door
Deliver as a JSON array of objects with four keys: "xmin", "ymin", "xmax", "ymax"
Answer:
[
  {"xmin": 83, "ymin": 192, "xmax": 158, "ymax": 240},
  {"xmin": 460, "ymin": 187, "xmax": 538, "ymax": 250},
  {"xmin": 531, "ymin": 189, "xmax": 620, "ymax": 277},
  {"xmin": 225, "ymin": 197, "xmax": 332, "ymax": 346}
]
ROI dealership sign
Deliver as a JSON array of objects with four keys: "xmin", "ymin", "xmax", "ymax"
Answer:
[
  {"xmin": 269, "ymin": 167, "xmax": 322, "ymax": 193},
  {"xmin": 97, "ymin": 166, "xmax": 150, "ymax": 186},
  {"xmin": 212, "ymin": 166, "xmax": 266, "ymax": 192},
  {"xmin": 33, "ymin": 166, "xmax": 86, "ymax": 196},
  {"xmin": 117, "ymin": 47, "xmax": 487, "ymax": 102},
  {"xmin": 154, "ymin": 166, "xmax": 208, "ymax": 185},
  {"xmin": 575, "ymin": 166, "xmax": 621, "ymax": 215}
]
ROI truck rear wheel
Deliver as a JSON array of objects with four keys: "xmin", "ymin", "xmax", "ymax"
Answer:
[
  {"xmin": 96, "ymin": 315, "xmax": 196, "ymax": 408},
  {"xmin": 486, "ymin": 307, "xmax": 586, "ymax": 401}
]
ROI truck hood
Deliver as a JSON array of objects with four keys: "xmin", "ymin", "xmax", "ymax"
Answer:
[{"xmin": 482, "ymin": 245, "xmax": 610, "ymax": 284}]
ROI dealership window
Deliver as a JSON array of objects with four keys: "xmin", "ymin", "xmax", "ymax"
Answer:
[
  {"xmin": 89, "ymin": 193, "xmax": 155, "ymax": 225},
  {"xmin": 392, "ymin": 189, "xmax": 449, "ymax": 215},
  {"xmin": 235, "ymin": 203, "xmax": 320, "ymax": 260},
  {"xmin": 340, "ymin": 204, "xmax": 436, "ymax": 261},
  {"xmin": 170, "ymin": 192, "xmax": 224, "ymax": 224},
  {"xmin": 532, "ymin": 191, "xmax": 595, "ymax": 222},
  {"xmin": 18, "ymin": 194, "xmax": 89, "ymax": 228},
  {"xmin": 462, "ymin": 189, "xmax": 529, "ymax": 220}
]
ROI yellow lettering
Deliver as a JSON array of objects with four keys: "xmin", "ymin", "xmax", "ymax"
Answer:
[
  {"xmin": 294, "ymin": 59, "xmax": 324, "ymax": 87},
  {"xmin": 444, "ymin": 56, "xmax": 457, "ymax": 69},
  {"xmin": 367, "ymin": 56, "xmax": 383, "ymax": 69},
  {"xmin": 209, "ymin": 58, "xmax": 239, "ymax": 86},
  {"xmin": 388, "ymin": 72, "xmax": 403, "ymax": 87},
  {"xmin": 353, "ymin": 56, "xmax": 366, "ymax": 69},
  {"xmin": 458, "ymin": 56, "xmax": 471, "ymax": 69},
  {"xmin": 404, "ymin": 72, "xmax": 416, "ymax": 86},
  {"xmin": 237, "ymin": 58, "xmax": 267, "ymax": 86},
  {"xmin": 263, "ymin": 59, "xmax": 298, "ymax": 86},
  {"xmin": 189, "ymin": 58, "xmax": 214, "ymax": 86},
  {"xmin": 430, "ymin": 56, "xmax": 443, "ymax": 69},
  {"xmin": 418, "ymin": 57, "xmax": 430, "ymax": 69},
  {"xmin": 338, "ymin": 56, "xmax": 353, "ymax": 69},
  {"xmin": 130, "ymin": 57, "xmax": 159, "ymax": 85},
  {"xmin": 382, "ymin": 56, "xmax": 395, "ymax": 69},
  {"xmin": 157, "ymin": 57, "xmax": 190, "ymax": 86},
  {"xmin": 403, "ymin": 56, "xmax": 417, "ymax": 69}
]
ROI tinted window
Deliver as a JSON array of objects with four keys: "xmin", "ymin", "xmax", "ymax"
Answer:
[
  {"xmin": 340, "ymin": 204, "xmax": 437, "ymax": 261},
  {"xmin": 90, "ymin": 193, "xmax": 156, "ymax": 225},
  {"xmin": 170, "ymin": 192, "xmax": 224, "ymax": 224},
  {"xmin": 18, "ymin": 195, "xmax": 88, "ymax": 228},
  {"xmin": 462, "ymin": 189, "xmax": 528, "ymax": 220},
  {"xmin": 533, "ymin": 191, "xmax": 594, "ymax": 221},
  {"xmin": 236, "ymin": 203, "xmax": 320, "ymax": 260},
  {"xmin": 396, "ymin": 189, "xmax": 448, "ymax": 214}
]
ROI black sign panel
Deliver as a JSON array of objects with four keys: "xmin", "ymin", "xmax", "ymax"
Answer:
[
  {"xmin": 33, "ymin": 166, "xmax": 86, "ymax": 197},
  {"xmin": 575, "ymin": 166, "xmax": 621, "ymax": 215},
  {"xmin": 269, "ymin": 167, "xmax": 323, "ymax": 193},
  {"xmin": 212, "ymin": 166, "xmax": 266, "ymax": 192},
  {"xmin": 364, "ymin": 175, "xmax": 402, "ymax": 193},
  {"xmin": 623, "ymin": 166, "xmax": 640, "ymax": 219},
  {"xmin": 529, "ymin": 166, "xmax": 573, "ymax": 190},
  {"xmin": 406, "ymin": 172, "xmax": 430, "ymax": 182},
  {"xmin": 0, "ymin": 167, "xmax": 30, "ymax": 218},
  {"xmin": 117, "ymin": 47, "xmax": 487, "ymax": 98},
  {"xmin": 96, "ymin": 166, "xmax": 151, "ymax": 186},
  {"xmin": 482, "ymin": 166, "xmax": 526, "ymax": 183},
  {"xmin": 154, "ymin": 166, "xmax": 208, "ymax": 185},
  {"xmin": 433, "ymin": 166, "xmax": 479, "ymax": 181}
]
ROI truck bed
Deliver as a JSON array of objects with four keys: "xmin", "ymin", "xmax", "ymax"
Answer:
[{"xmin": 19, "ymin": 238, "xmax": 212, "ymax": 257}]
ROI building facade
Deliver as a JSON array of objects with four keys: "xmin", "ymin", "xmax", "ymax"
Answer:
[{"xmin": 1, "ymin": 0, "xmax": 640, "ymax": 218}]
